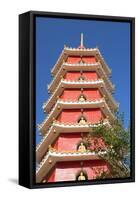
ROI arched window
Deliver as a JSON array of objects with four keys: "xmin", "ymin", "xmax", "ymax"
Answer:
[
  {"xmin": 77, "ymin": 115, "xmax": 87, "ymax": 124},
  {"xmin": 76, "ymin": 170, "xmax": 88, "ymax": 181},
  {"xmin": 78, "ymin": 94, "xmax": 87, "ymax": 102}
]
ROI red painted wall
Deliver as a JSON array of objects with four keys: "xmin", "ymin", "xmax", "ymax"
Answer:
[
  {"xmin": 52, "ymin": 133, "xmax": 82, "ymax": 151},
  {"xmin": 57, "ymin": 108, "xmax": 103, "ymax": 124},
  {"xmin": 60, "ymin": 88, "xmax": 102, "ymax": 101},
  {"xmin": 47, "ymin": 167, "xmax": 56, "ymax": 182},
  {"xmin": 46, "ymin": 160, "xmax": 109, "ymax": 182},
  {"xmin": 67, "ymin": 56, "xmax": 97, "ymax": 64},
  {"xmin": 52, "ymin": 133, "xmax": 106, "ymax": 151},
  {"xmin": 64, "ymin": 71, "xmax": 98, "ymax": 81}
]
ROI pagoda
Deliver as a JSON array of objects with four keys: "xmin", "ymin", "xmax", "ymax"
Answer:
[{"xmin": 36, "ymin": 34, "xmax": 118, "ymax": 183}]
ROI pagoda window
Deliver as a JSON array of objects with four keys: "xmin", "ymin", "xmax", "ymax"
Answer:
[
  {"xmin": 78, "ymin": 75, "xmax": 85, "ymax": 81},
  {"xmin": 76, "ymin": 170, "xmax": 88, "ymax": 181},
  {"xmin": 78, "ymin": 115, "xmax": 87, "ymax": 124},
  {"xmin": 78, "ymin": 58, "xmax": 85, "ymax": 64},
  {"xmin": 78, "ymin": 94, "xmax": 87, "ymax": 102},
  {"xmin": 77, "ymin": 141, "xmax": 87, "ymax": 152}
]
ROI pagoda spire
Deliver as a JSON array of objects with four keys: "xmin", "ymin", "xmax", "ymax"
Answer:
[
  {"xmin": 79, "ymin": 33, "xmax": 85, "ymax": 49},
  {"xmin": 80, "ymin": 33, "xmax": 84, "ymax": 47}
]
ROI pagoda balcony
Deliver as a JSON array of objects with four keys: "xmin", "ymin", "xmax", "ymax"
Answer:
[
  {"xmin": 51, "ymin": 47, "xmax": 111, "ymax": 76},
  {"xmin": 36, "ymin": 119, "xmax": 110, "ymax": 162},
  {"xmin": 36, "ymin": 148, "xmax": 107, "ymax": 183},
  {"xmin": 43, "ymin": 79, "xmax": 118, "ymax": 113},
  {"xmin": 48, "ymin": 61, "xmax": 114, "ymax": 93},
  {"xmin": 39, "ymin": 98, "xmax": 114, "ymax": 134}
]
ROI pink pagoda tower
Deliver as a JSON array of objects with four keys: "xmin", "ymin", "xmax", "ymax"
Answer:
[{"xmin": 36, "ymin": 34, "xmax": 118, "ymax": 183}]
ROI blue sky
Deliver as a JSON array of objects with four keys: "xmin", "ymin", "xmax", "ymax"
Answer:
[{"xmin": 36, "ymin": 17, "xmax": 130, "ymax": 145}]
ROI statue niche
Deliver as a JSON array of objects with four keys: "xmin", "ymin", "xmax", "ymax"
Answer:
[
  {"xmin": 78, "ymin": 58, "xmax": 85, "ymax": 64},
  {"xmin": 78, "ymin": 116, "xmax": 87, "ymax": 125},
  {"xmin": 77, "ymin": 142, "xmax": 87, "ymax": 152},
  {"xmin": 77, "ymin": 171, "xmax": 87, "ymax": 181},
  {"xmin": 78, "ymin": 94, "xmax": 86, "ymax": 102},
  {"xmin": 78, "ymin": 75, "xmax": 85, "ymax": 81}
]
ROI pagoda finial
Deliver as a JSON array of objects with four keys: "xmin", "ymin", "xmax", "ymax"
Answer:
[
  {"xmin": 80, "ymin": 33, "xmax": 84, "ymax": 47},
  {"xmin": 78, "ymin": 33, "xmax": 85, "ymax": 49}
]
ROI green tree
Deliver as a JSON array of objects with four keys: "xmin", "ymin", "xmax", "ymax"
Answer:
[{"xmin": 85, "ymin": 112, "xmax": 130, "ymax": 179}]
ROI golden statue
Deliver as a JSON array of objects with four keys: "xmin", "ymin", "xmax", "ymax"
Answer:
[
  {"xmin": 78, "ymin": 142, "xmax": 86, "ymax": 152},
  {"xmin": 78, "ymin": 172, "xmax": 86, "ymax": 181},
  {"xmin": 78, "ymin": 76, "xmax": 85, "ymax": 81},
  {"xmin": 78, "ymin": 116, "xmax": 87, "ymax": 124},
  {"xmin": 78, "ymin": 95, "xmax": 86, "ymax": 102}
]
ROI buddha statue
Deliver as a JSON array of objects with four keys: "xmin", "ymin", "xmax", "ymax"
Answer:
[
  {"xmin": 78, "ymin": 76, "xmax": 85, "ymax": 81},
  {"xmin": 78, "ymin": 142, "xmax": 86, "ymax": 152},
  {"xmin": 77, "ymin": 171, "xmax": 86, "ymax": 181},
  {"xmin": 78, "ymin": 95, "xmax": 86, "ymax": 102},
  {"xmin": 78, "ymin": 116, "xmax": 87, "ymax": 125}
]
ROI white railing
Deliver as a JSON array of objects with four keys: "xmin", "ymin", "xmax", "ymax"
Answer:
[{"xmin": 64, "ymin": 47, "xmax": 97, "ymax": 51}]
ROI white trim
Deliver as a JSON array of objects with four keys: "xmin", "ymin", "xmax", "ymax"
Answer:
[
  {"xmin": 36, "ymin": 150, "xmax": 107, "ymax": 182},
  {"xmin": 39, "ymin": 98, "xmax": 114, "ymax": 134},
  {"xmin": 43, "ymin": 79, "xmax": 118, "ymax": 113},
  {"xmin": 48, "ymin": 62, "xmax": 114, "ymax": 93},
  {"xmin": 36, "ymin": 119, "xmax": 110, "ymax": 162},
  {"xmin": 51, "ymin": 47, "xmax": 111, "ymax": 76}
]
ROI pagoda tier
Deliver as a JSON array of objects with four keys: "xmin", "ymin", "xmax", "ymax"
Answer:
[
  {"xmin": 43, "ymin": 79, "xmax": 118, "ymax": 113},
  {"xmin": 39, "ymin": 99, "xmax": 114, "ymax": 134},
  {"xmin": 41, "ymin": 160, "xmax": 109, "ymax": 183},
  {"xmin": 36, "ymin": 119, "xmax": 110, "ymax": 162},
  {"xmin": 36, "ymin": 35, "xmax": 118, "ymax": 183},
  {"xmin": 36, "ymin": 149, "xmax": 107, "ymax": 183},
  {"xmin": 48, "ymin": 62, "xmax": 114, "ymax": 93},
  {"xmin": 51, "ymin": 47, "xmax": 111, "ymax": 76}
]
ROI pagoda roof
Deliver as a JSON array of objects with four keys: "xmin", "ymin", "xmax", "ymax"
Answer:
[
  {"xmin": 51, "ymin": 47, "xmax": 111, "ymax": 76},
  {"xmin": 36, "ymin": 149, "xmax": 107, "ymax": 183},
  {"xmin": 48, "ymin": 62, "xmax": 114, "ymax": 93},
  {"xmin": 38, "ymin": 98, "xmax": 114, "ymax": 134},
  {"xmin": 43, "ymin": 79, "xmax": 118, "ymax": 113},
  {"xmin": 36, "ymin": 119, "xmax": 110, "ymax": 162}
]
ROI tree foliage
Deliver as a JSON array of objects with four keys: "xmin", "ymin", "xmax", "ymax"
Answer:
[{"xmin": 85, "ymin": 112, "xmax": 130, "ymax": 179}]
